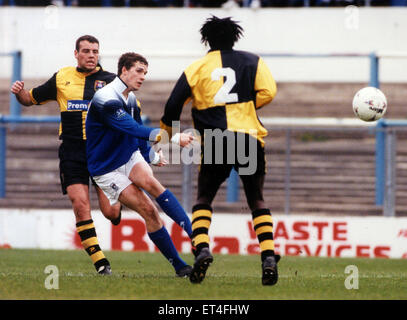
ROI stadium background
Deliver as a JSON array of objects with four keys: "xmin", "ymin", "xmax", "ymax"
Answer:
[{"xmin": 1, "ymin": 2, "xmax": 407, "ymax": 259}]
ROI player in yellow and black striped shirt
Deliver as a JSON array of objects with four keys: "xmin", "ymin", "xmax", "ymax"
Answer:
[
  {"xmin": 161, "ymin": 16, "xmax": 280, "ymax": 285},
  {"xmin": 10, "ymin": 35, "xmax": 121, "ymax": 275}
]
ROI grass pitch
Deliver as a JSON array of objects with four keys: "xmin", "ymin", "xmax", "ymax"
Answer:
[{"xmin": 1, "ymin": 248, "xmax": 407, "ymax": 300}]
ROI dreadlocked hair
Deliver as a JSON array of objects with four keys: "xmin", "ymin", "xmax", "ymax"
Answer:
[{"xmin": 200, "ymin": 15, "xmax": 243, "ymax": 50}]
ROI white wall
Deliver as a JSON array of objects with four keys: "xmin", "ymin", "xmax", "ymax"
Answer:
[
  {"xmin": 1, "ymin": 7, "xmax": 407, "ymax": 82},
  {"xmin": 1, "ymin": 209, "xmax": 407, "ymax": 258}
]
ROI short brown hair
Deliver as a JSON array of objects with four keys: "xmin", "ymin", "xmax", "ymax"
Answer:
[
  {"xmin": 75, "ymin": 35, "xmax": 99, "ymax": 51},
  {"xmin": 117, "ymin": 52, "xmax": 148, "ymax": 76}
]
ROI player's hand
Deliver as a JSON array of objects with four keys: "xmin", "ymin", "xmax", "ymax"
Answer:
[
  {"xmin": 180, "ymin": 133, "xmax": 194, "ymax": 147},
  {"xmin": 11, "ymin": 80, "xmax": 25, "ymax": 95},
  {"xmin": 152, "ymin": 149, "xmax": 168, "ymax": 167},
  {"xmin": 171, "ymin": 133, "xmax": 194, "ymax": 148}
]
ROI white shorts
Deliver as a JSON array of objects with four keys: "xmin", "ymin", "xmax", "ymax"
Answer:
[{"xmin": 93, "ymin": 150, "xmax": 146, "ymax": 205}]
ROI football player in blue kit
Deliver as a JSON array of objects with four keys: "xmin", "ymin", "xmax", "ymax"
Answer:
[{"xmin": 86, "ymin": 52, "xmax": 194, "ymax": 277}]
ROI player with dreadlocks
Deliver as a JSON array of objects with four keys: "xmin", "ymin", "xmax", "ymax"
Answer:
[{"xmin": 160, "ymin": 15, "xmax": 280, "ymax": 285}]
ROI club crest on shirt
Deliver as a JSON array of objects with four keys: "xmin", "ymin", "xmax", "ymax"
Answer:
[
  {"xmin": 115, "ymin": 108, "xmax": 126, "ymax": 119},
  {"xmin": 110, "ymin": 183, "xmax": 119, "ymax": 192},
  {"xmin": 94, "ymin": 80, "xmax": 106, "ymax": 91}
]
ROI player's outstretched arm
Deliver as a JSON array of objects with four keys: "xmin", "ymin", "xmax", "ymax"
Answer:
[
  {"xmin": 171, "ymin": 132, "xmax": 194, "ymax": 148},
  {"xmin": 10, "ymin": 81, "xmax": 34, "ymax": 106}
]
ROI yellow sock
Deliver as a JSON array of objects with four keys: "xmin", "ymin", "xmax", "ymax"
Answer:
[
  {"xmin": 252, "ymin": 209, "xmax": 275, "ymax": 261},
  {"xmin": 191, "ymin": 204, "xmax": 213, "ymax": 253},
  {"xmin": 76, "ymin": 219, "xmax": 109, "ymax": 271}
]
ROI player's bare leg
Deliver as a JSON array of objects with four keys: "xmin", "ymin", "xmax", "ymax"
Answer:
[
  {"xmin": 118, "ymin": 184, "xmax": 162, "ymax": 232},
  {"xmin": 68, "ymin": 184, "xmax": 92, "ymax": 222},
  {"xmin": 128, "ymin": 162, "xmax": 193, "ymax": 238},
  {"xmin": 95, "ymin": 185, "xmax": 122, "ymax": 225},
  {"xmin": 118, "ymin": 184, "xmax": 192, "ymax": 277},
  {"xmin": 127, "ymin": 161, "xmax": 165, "ymax": 198}
]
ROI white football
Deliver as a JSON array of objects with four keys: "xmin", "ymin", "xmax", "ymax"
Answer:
[{"xmin": 352, "ymin": 86, "xmax": 387, "ymax": 122}]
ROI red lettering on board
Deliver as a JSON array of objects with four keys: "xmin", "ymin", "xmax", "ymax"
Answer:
[
  {"xmin": 274, "ymin": 221, "xmax": 289, "ymax": 240},
  {"xmin": 333, "ymin": 222, "xmax": 347, "ymax": 241},
  {"xmin": 302, "ymin": 244, "xmax": 323, "ymax": 256},
  {"xmin": 356, "ymin": 245, "xmax": 370, "ymax": 257},
  {"xmin": 312, "ymin": 222, "xmax": 329, "ymax": 240},
  {"xmin": 374, "ymin": 246, "xmax": 390, "ymax": 258},
  {"xmin": 293, "ymin": 222, "xmax": 309, "ymax": 240},
  {"xmin": 213, "ymin": 237, "xmax": 239, "ymax": 254},
  {"xmin": 111, "ymin": 219, "xmax": 149, "ymax": 251},
  {"xmin": 397, "ymin": 229, "xmax": 407, "ymax": 238},
  {"xmin": 285, "ymin": 244, "xmax": 301, "ymax": 256},
  {"xmin": 247, "ymin": 243, "xmax": 260, "ymax": 254},
  {"xmin": 170, "ymin": 223, "xmax": 191, "ymax": 252},
  {"xmin": 247, "ymin": 221, "xmax": 257, "ymax": 239},
  {"xmin": 73, "ymin": 230, "xmax": 82, "ymax": 249},
  {"xmin": 335, "ymin": 245, "xmax": 352, "ymax": 257}
]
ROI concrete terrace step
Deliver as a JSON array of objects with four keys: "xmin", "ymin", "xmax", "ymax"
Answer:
[
  {"xmin": 2, "ymin": 81, "xmax": 407, "ymax": 216},
  {"xmin": 2, "ymin": 81, "xmax": 407, "ymax": 119}
]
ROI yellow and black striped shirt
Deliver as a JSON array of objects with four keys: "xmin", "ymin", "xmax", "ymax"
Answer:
[
  {"xmin": 29, "ymin": 66, "xmax": 115, "ymax": 141},
  {"xmin": 161, "ymin": 49, "xmax": 277, "ymax": 146}
]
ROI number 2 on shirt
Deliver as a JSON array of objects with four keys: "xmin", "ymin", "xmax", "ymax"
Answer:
[{"xmin": 211, "ymin": 67, "xmax": 238, "ymax": 104}]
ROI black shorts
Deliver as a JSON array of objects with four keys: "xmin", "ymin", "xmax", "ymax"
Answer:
[
  {"xmin": 196, "ymin": 131, "xmax": 266, "ymax": 206},
  {"xmin": 199, "ymin": 131, "xmax": 266, "ymax": 180},
  {"xmin": 58, "ymin": 139, "xmax": 93, "ymax": 195}
]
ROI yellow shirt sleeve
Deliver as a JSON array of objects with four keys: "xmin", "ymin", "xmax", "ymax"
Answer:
[{"xmin": 254, "ymin": 57, "xmax": 277, "ymax": 108}]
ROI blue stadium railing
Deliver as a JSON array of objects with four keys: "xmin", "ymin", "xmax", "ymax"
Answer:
[
  {"xmin": 0, "ymin": 50, "xmax": 398, "ymax": 206},
  {"xmin": 0, "ymin": 51, "xmax": 22, "ymax": 118},
  {"xmin": 374, "ymin": 119, "xmax": 407, "ymax": 206}
]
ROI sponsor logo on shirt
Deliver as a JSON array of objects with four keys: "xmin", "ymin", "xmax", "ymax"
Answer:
[{"xmin": 67, "ymin": 100, "xmax": 90, "ymax": 111}]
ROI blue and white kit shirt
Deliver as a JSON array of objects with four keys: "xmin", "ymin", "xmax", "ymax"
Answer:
[{"xmin": 86, "ymin": 77, "xmax": 159, "ymax": 176}]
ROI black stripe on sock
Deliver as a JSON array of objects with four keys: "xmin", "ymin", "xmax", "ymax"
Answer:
[
  {"xmin": 258, "ymin": 233, "xmax": 274, "ymax": 242},
  {"xmin": 192, "ymin": 227, "xmax": 209, "ymax": 238},
  {"xmin": 192, "ymin": 215, "xmax": 212, "ymax": 224},
  {"xmin": 76, "ymin": 219, "xmax": 94, "ymax": 227},
  {"xmin": 78, "ymin": 228, "xmax": 97, "ymax": 241},
  {"xmin": 253, "ymin": 222, "xmax": 273, "ymax": 230},
  {"xmin": 252, "ymin": 208, "xmax": 271, "ymax": 219}
]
